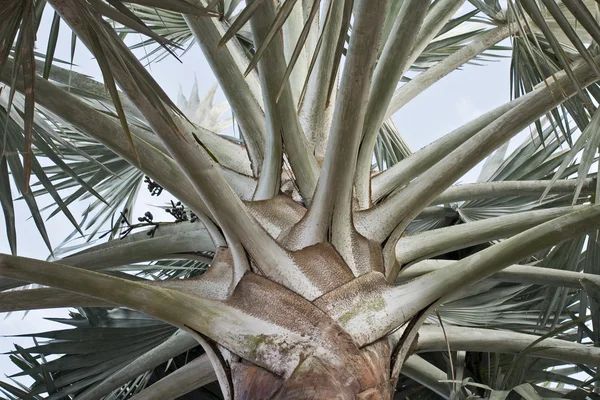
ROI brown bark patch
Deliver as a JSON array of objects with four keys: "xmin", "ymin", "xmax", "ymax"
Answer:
[
  {"xmin": 231, "ymin": 361, "xmax": 283, "ymax": 400},
  {"xmin": 291, "ymin": 243, "xmax": 355, "ymax": 294},
  {"xmin": 271, "ymin": 356, "xmax": 360, "ymax": 399}
]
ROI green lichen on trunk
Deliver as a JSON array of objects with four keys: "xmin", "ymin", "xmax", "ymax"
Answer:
[
  {"xmin": 339, "ymin": 295, "xmax": 386, "ymax": 325},
  {"xmin": 242, "ymin": 334, "xmax": 271, "ymax": 360}
]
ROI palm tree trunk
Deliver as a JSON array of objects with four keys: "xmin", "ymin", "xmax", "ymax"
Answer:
[{"xmin": 230, "ymin": 341, "xmax": 394, "ymax": 400}]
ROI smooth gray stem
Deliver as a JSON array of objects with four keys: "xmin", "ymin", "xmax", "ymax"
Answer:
[
  {"xmin": 301, "ymin": 0, "xmax": 319, "ymax": 54},
  {"xmin": 405, "ymin": 0, "xmax": 467, "ymax": 69},
  {"xmin": 355, "ymin": 0, "xmax": 431, "ymax": 209},
  {"xmin": 184, "ymin": 13, "xmax": 266, "ymax": 176},
  {"xmin": 249, "ymin": 1, "xmax": 286, "ymax": 200},
  {"xmin": 385, "ymin": 205, "xmax": 600, "ymax": 322},
  {"xmin": 249, "ymin": 0, "xmax": 319, "ymax": 203},
  {"xmin": 60, "ymin": 222, "xmax": 214, "ymax": 267},
  {"xmin": 431, "ymin": 178, "xmax": 596, "ymax": 205},
  {"xmin": 398, "ymin": 259, "xmax": 600, "ymax": 288},
  {"xmin": 0, "ymin": 288, "xmax": 114, "ymax": 312},
  {"xmin": 299, "ymin": 0, "xmax": 344, "ymax": 161},
  {"xmin": 402, "ymin": 355, "xmax": 450, "ymax": 399},
  {"xmin": 37, "ymin": 61, "xmax": 142, "ymax": 119},
  {"xmin": 395, "ymin": 206, "xmax": 580, "ymax": 266},
  {"xmin": 282, "ymin": 0, "xmax": 308, "ymax": 104},
  {"xmin": 416, "ymin": 325, "xmax": 600, "ymax": 366},
  {"xmin": 386, "ymin": 24, "xmax": 513, "ymax": 117},
  {"xmin": 369, "ymin": 96, "xmax": 527, "ymax": 204},
  {"xmin": 129, "ymin": 354, "xmax": 217, "ymax": 400}
]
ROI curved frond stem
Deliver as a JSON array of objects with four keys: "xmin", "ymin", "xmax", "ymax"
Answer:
[
  {"xmin": 402, "ymin": 355, "xmax": 451, "ymax": 399},
  {"xmin": 181, "ymin": 329, "xmax": 233, "ymax": 400},
  {"xmin": 0, "ymin": 288, "xmax": 113, "ymax": 312},
  {"xmin": 355, "ymin": 0, "xmax": 431, "ymax": 209},
  {"xmin": 365, "ymin": 55, "xmax": 600, "ymax": 244},
  {"xmin": 281, "ymin": 0, "xmax": 309, "ymax": 104},
  {"xmin": 248, "ymin": 1, "xmax": 285, "ymax": 201},
  {"xmin": 61, "ymin": 222, "xmax": 215, "ymax": 270},
  {"xmin": 369, "ymin": 96, "xmax": 527, "ymax": 204},
  {"xmin": 431, "ymin": 178, "xmax": 596, "ymax": 205},
  {"xmin": 386, "ymin": 24, "xmax": 513, "ymax": 119},
  {"xmin": 397, "ymin": 259, "xmax": 600, "ymax": 288},
  {"xmin": 388, "ymin": 204, "xmax": 600, "ymax": 319},
  {"xmin": 128, "ymin": 353, "xmax": 216, "ymax": 400},
  {"xmin": 36, "ymin": 60, "xmax": 142, "ymax": 119},
  {"xmin": 405, "ymin": 0, "xmax": 467, "ymax": 70},
  {"xmin": 184, "ymin": 11, "xmax": 267, "ymax": 176},
  {"xmin": 298, "ymin": 0, "xmax": 344, "ymax": 162},
  {"xmin": 0, "ymin": 253, "xmax": 231, "ymax": 337},
  {"xmin": 416, "ymin": 325, "xmax": 600, "ymax": 366},
  {"xmin": 394, "ymin": 206, "xmax": 580, "ymax": 269},
  {"xmin": 286, "ymin": 0, "xmax": 388, "ymax": 270},
  {"xmin": 390, "ymin": 308, "xmax": 431, "ymax": 385},
  {"xmin": 300, "ymin": 0, "xmax": 319, "ymax": 55},
  {"xmin": 249, "ymin": 0, "xmax": 319, "ymax": 203}
]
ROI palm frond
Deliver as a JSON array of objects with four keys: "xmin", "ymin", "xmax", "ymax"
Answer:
[{"xmin": 4, "ymin": 308, "xmax": 184, "ymax": 399}]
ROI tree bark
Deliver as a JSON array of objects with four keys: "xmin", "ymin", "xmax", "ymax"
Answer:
[{"xmin": 230, "ymin": 339, "xmax": 395, "ymax": 400}]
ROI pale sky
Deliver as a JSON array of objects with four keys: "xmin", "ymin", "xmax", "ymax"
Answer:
[{"xmin": 0, "ymin": 3, "xmax": 520, "ymax": 387}]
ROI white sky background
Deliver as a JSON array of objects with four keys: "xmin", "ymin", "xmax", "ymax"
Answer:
[{"xmin": 0, "ymin": 3, "xmax": 527, "ymax": 386}]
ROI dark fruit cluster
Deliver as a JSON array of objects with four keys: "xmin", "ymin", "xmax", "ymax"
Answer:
[
  {"xmin": 102, "ymin": 208, "xmax": 160, "ymax": 239},
  {"xmin": 166, "ymin": 200, "xmax": 198, "ymax": 223},
  {"xmin": 144, "ymin": 176, "xmax": 163, "ymax": 196},
  {"xmin": 138, "ymin": 211, "xmax": 154, "ymax": 224}
]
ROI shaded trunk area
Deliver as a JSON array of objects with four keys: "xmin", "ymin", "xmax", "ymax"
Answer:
[{"xmin": 230, "ymin": 339, "xmax": 397, "ymax": 400}]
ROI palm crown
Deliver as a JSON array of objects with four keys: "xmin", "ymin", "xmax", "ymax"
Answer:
[{"xmin": 1, "ymin": 0, "xmax": 600, "ymax": 398}]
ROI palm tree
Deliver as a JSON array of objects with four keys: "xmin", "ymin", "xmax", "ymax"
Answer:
[{"xmin": 2, "ymin": 0, "xmax": 600, "ymax": 398}]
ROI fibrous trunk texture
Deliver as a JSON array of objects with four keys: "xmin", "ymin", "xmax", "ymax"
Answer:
[{"xmin": 231, "ymin": 340, "xmax": 394, "ymax": 400}]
